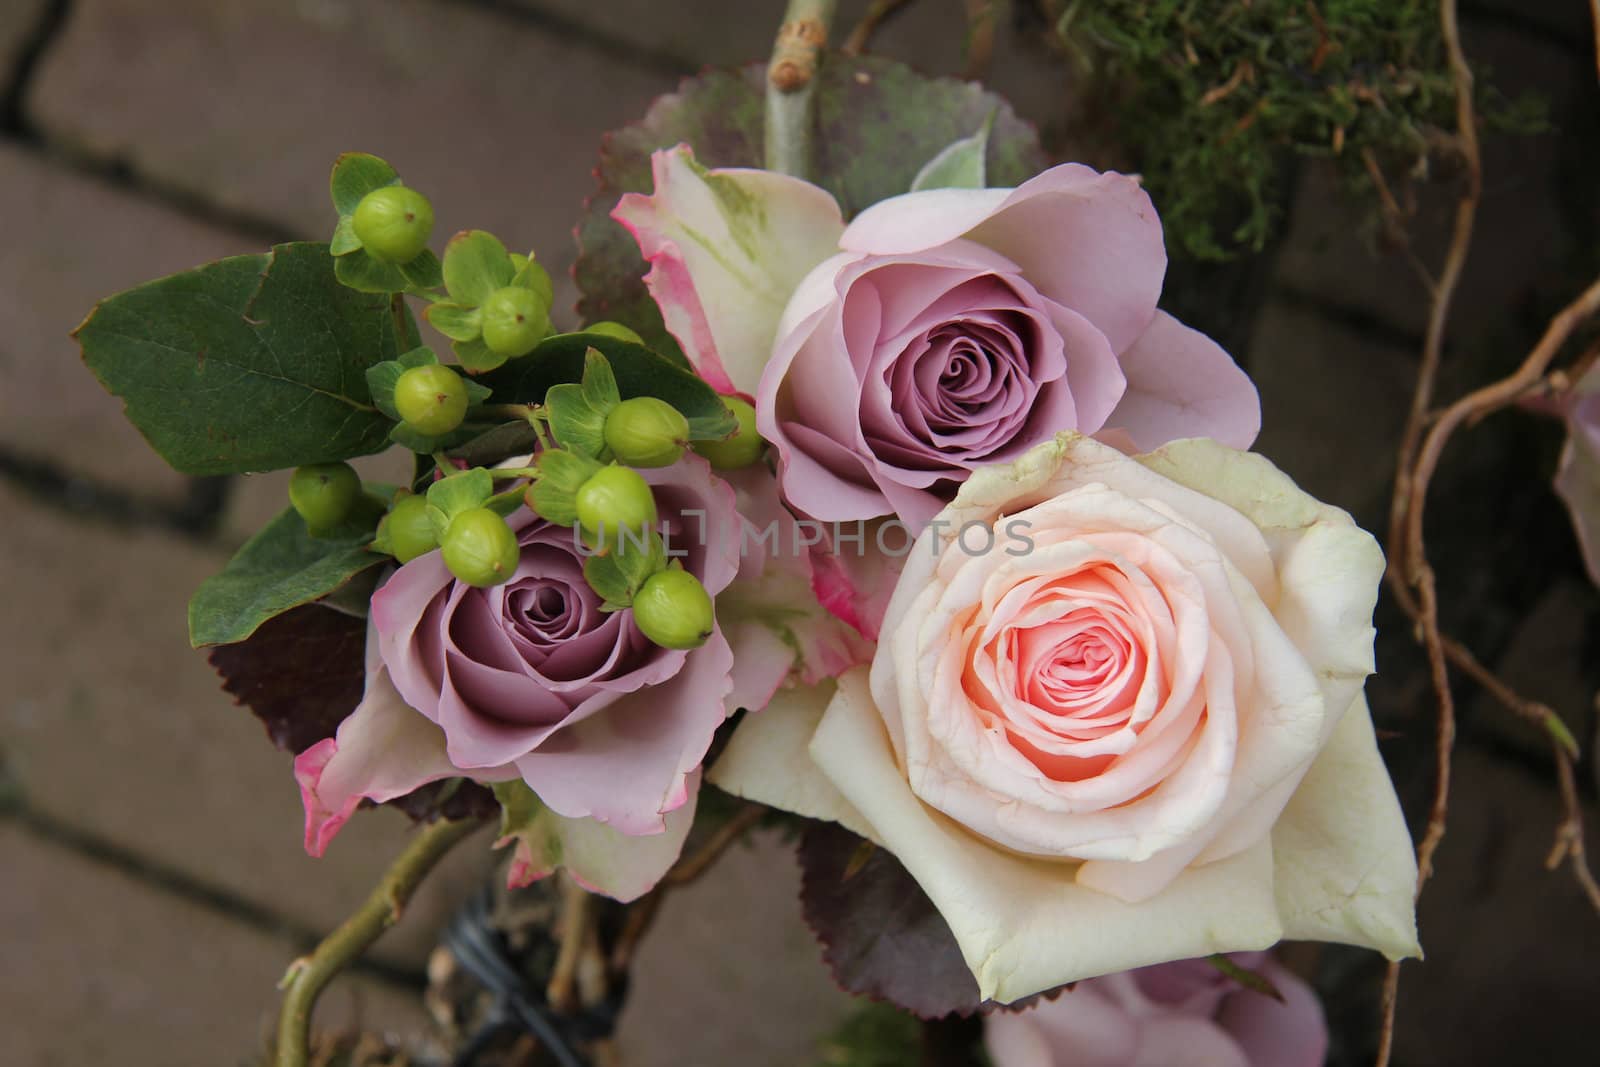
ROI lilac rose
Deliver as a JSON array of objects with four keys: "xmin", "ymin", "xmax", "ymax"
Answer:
[
  {"xmin": 295, "ymin": 457, "xmax": 753, "ymax": 898},
  {"xmin": 984, "ymin": 954, "xmax": 1328, "ymax": 1067},
  {"xmin": 614, "ymin": 146, "xmax": 1260, "ymax": 531}
]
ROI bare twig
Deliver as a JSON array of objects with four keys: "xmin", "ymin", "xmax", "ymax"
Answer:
[
  {"xmin": 1374, "ymin": 4, "xmax": 1479, "ymax": 1062},
  {"xmin": 660, "ymin": 802, "xmax": 766, "ymax": 886},
  {"xmin": 766, "ymin": 0, "xmax": 838, "ymax": 177},
  {"xmin": 841, "ymin": 0, "xmax": 916, "ymax": 55},
  {"xmin": 1590, "ymin": 0, "xmax": 1600, "ymax": 85},
  {"xmin": 1549, "ymin": 752, "xmax": 1600, "ymax": 914},
  {"xmin": 546, "ymin": 875, "xmax": 593, "ymax": 1014},
  {"xmin": 276, "ymin": 817, "xmax": 484, "ymax": 1067},
  {"xmin": 962, "ymin": 0, "xmax": 997, "ymax": 80}
]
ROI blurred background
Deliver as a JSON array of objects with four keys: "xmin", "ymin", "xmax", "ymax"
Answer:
[{"xmin": 3, "ymin": 1, "xmax": 1597, "ymax": 1064}]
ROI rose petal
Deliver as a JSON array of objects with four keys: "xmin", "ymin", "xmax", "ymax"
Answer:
[
  {"xmin": 842, "ymin": 165, "xmax": 1165, "ymax": 354},
  {"xmin": 613, "ymin": 144, "xmax": 845, "ymax": 395},
  {"xmin": 496, "ymin": 774, "xmax": 699, "ymax": 902},
  {"xmin": 1270, "ymin": 693, "xmax": 1421, "ymax": 960},
  {"xmin": 1105, "ymin": 312, "xmax": 1260, "ymax": 452},
  {"xmin": 1217, "ymin": 961, "xmax": 1329, "ymax": 1067},
  {"xmin": 810, "ymin": 669, "xmax": 1284, "ymax": 1002},
  {"xmin": 294, "ymin": 624, "xmax": 514, "ymax": 856}
]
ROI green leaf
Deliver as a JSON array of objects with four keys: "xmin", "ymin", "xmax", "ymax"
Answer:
[
  {"xmin": 909, "ymin": 109, "xmax": 994, "ymax": 192},
  {"xmin": 479, "ymin": 332, "xmax": 735, "ymax": 442},
  {"xmin": 330, "ymin": 152, "xmax": 399, "ymax": 217},
  {"xmin": 423, "ymin": 301, "xmax": 482, "ymax": 342},
  {"xmin": 426, "ymin": 468, "xmax": 494, "ymax": 537},
  {"xmin": 334, "ymin": 246, "xmax": 443, "ymax": 295},
  {"xmin": 188, "ymin": 506, "xmax": 382, "ymax": 647},
  {"xmin": 525, "ymin": 449, "xmax": 602, "ymax": 525},
  {"xmin": 545, "ymin": 382, "xmax": 608, "ymax": 458},
  {"xmin": 580, "ymin": 347, "xmax": 622, "ymax": 409},
  {"xmin": 77, "ymin": 242, "xmax": 408, "ymax": 476},
  {"xmin": 583, "ymin": 532, "xmax": 666, "ymax": 609},
  {"xmin": 453, "ymin": 334, "xmax": 508, "ymax": 373},
  {"xmin": 512, "ymin": 256, "xmax": 556, "ymax": 309},
  {"xmin": 575, "ymin": 57, "xmax": 1045, "ymax": 357},
  {"xmin": 330, "ymin": 215, "xmax": 361, "ymax": 257},
  {"xmin": 442, "ymin": 230, "xmax": 515, "ymax": 306}
]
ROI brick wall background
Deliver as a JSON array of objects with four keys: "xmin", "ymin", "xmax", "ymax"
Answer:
[{"xmin": 2, "ymin": 2, "xmax": 1597, "ymax": 1064}]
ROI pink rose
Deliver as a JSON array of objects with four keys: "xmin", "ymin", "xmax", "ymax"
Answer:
[
  {"xmin": 713, "ymin": 435, "xmax": 1419, "ymax": 999},
  {"xmin": 984, "ymin": 955, "xmax": 1328, "ymax": 1067},
  {"xmin": 614, "ymin": 147, "xmax": 1259, "ymax": 531}
]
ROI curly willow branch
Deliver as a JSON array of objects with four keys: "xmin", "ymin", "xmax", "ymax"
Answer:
[{"xmin": 1378, "ymin": 2, "xmax": 1600, "ymax": 1061}]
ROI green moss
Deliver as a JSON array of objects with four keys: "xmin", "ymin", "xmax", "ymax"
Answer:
[
  {"xmin": 814, "ymin": 1002, "xmax": 923, "ymax": 1067},
  {"xmin": 1048, "ymin": 0, "xmax": 1543, "ymax": 260}
]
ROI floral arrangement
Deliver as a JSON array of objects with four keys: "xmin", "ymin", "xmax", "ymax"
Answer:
[{"xmin": 80, "ymin": 1, "xmax": 1600, "ymax": 1064}]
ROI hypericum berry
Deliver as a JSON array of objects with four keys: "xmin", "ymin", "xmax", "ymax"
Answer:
[
  {"xmin": 289, "ymin": 462, "xmax": 362, "ymax": 534},
  {"xmin": 575, "ymin": 464, "xmax": 657, "ymax": 551},
  {"xmin": 351, "ymin": 186, "xmax": 434, "ymax": 263},
  {"xmin": 479, "ymin": 286, "xmax": 549, "ymax": 358},
  {"xmin": 441, "ymin": 507, "xmax": 520, "ymax": 587},
  {"xmin": 631, "ymin": 567, "xmax": 715, "ymax": 650},
  {"xmin": 691, "ymin": 396, "xmax": 765, "ymax": 470},
  {"xmin": 603, "ymin": 397, "xmax": 689, "ymax": 468},
  {"xmin": 386, "ymin": 493, "xmax": 437, "ymax": 563},
  {"xmin": 585, "ymin": 321, "xmax": 644, "ymax": 344},
  {"xmin": 393, "ymin": 363, "xmax": 469, "ymax": 436}
]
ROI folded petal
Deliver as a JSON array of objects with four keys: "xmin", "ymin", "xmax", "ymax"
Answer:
[
  {"xmin": 294, "ymin": 627, "xmax": 511, "ymax": 857},
  {"xmin": 492, "ymin": 776, "xmax": 696, "ymax": 902},
  {"xmin": 1270, "ymin": 693, "xmax": 1420, "ymax": 959},
  {"xmin": 1107, "ymin": 312, "xmax": 1260, "ymax": 452},
  {"xmin": 513, "ymin": 629, "xmax": 735, "ymax": 834},
  {"xmin": 811, "ymin": 669, "xmax": 1284, "ymax": 1003},
  {"xmin": 613, "ymin": 144, "xmax": 845, "ymax": 395}
]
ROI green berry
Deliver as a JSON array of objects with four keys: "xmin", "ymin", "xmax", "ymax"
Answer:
[
  {"xmin": 441, "ymin": 507, "xmax": 521, "ymax": 587},
  {"xmin": 575, "ymin": 464, "xmax": 657, "ymax": 551},
  {"xmin": 351, "ymin": 185, "xmax": 434, "ymax": 263},
  {"xmin": 289, "ymin": 462, "xmax": 362, "ymax": 535},
  {"xmin": 386, "ymin": 493, "xmax": 437, "ymax": 563},
  {"xmin": 692, "ymin": 397, "xmax": 765, "ymax": 470},
  {"xmin": 631, "ymin": 568, "xmax": 715, "ymax": 650},
  {"xmin": 480, "ymin": 286, "xmax": 549, "ymax": 358},
  {"xmin": 394, "ymin": 363, "xmax": 469, "ymax": 436},
  {"xmin": 585, "ymin": 321, "xmax": 644, "ymax": 344},
  {"xmin": 604, "ymin": 397, "xmax": 689, "ymax": 468}
]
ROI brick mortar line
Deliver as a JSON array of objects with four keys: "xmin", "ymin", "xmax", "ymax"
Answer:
[
  {"xmin": 0, "ymin": 0, "xmax": 71, "ymax": 135},
  {"xmin": 0, "ymin": 442, "xmax": 232, "ymax": 541},
  {"xmin": 6, "ymin": 802, "xmax": 429, "ymax": 993}
]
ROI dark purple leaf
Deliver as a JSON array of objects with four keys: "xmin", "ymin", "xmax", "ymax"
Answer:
[{"xmin": 209, "ymin": 602, "xmax": 366, "ymax": 754}]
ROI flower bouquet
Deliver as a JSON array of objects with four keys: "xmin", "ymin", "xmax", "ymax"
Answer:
[{"xmin": 74, "ymin": 3, "xmax": 1473, "ymax": 1064}]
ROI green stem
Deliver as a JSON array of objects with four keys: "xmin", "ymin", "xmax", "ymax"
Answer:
[
  {"xmin": 274, "ymin": 817, "xmax": 483, "ymax": 1067},
  {"xmin": 388, "ymin": 293, "xmax": 412, "ymax": 348},
  {"xmin": 765, "ymin": 0, "xmax": 838, "ymax": 177}
]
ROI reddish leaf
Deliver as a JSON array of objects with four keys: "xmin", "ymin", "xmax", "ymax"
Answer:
[
  {"xmin": 209, "ymin": 602, "xmax": 366, "ymax": 754},
  {"xmin": 576, "ymin": 56, "xmax": 1046, "ymax": 358},
  {"xmin": 798, "ymin": 819, "xmax": 1068, "ymax": 1019}
]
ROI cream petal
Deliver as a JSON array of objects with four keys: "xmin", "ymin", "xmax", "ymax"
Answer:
[
  {"xmin": 1270, "ymin": 693, "xmax": 1421, "ymax": 960},
  {"xmin": 811, "ymin": 669, "xmax": 1284, "ymax": 1003},
  {"xmin": 613, "ymin": 145, "xmax": 845, "ymax": 395},
  {"xmin": 705, "ymin": 680, "xmax": 876, "ymax": 840}
]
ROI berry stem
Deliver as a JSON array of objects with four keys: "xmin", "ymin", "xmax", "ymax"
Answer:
[{"xmin": 274, "ymin": 816, "xmax": 483, "ymax": 1067}]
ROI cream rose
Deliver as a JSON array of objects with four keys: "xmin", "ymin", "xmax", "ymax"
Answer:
[{"xmin": 712, "ymin": 434, "xmax": 1420, "ymax": 1001}]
